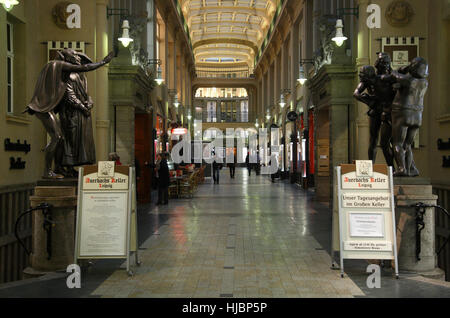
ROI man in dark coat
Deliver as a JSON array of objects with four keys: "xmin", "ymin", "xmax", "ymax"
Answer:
[
  {"xmin": 213, "ymin": 160, "xmax": 222, "ymax": 184},
  {"xmin": 157, "ymin": 153, "xmax": 170, "ymax": 205}
]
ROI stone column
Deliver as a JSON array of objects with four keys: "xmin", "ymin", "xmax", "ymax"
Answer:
[
  {"xmin": 181, "ymin": 54, "xmax": 186, "ymax": 106},
  {"xmin": 290, "ymin": 22, "xmax": 299, "ymax": 111},
  {"xmin": 115, "ymin": 105, "xmax": 135, "ymax": 165},
  {"xmin": 355, "ymin": 0, "xmax": 371, "ymax": 160},
  {"xmin": 275, "ymin": 50, "xmax": 281, "ymax": 106},
  {"xmin": 173, "ymin": 32, "xmax": 178, "ymax": 91},
  {"xmin": 281, "ymin": 40, "xmax": 289, "ymax": 92},
  {"xmin": 146, "ymin": 0, "xmax": 156, "ymax": 60},
  {"xmin": 289, "ymin": 22, "xmax": 300, "ymax": 180},
  {"xmin": 95, "ymin": 0, "xmax": 110, "ymax": 161},
  {"xmin": 165, "ymin": 20, "xmax": 169, "ymax": 83},
  {"xmin": 394, "ymin": 178, "xmax": 444, "ymax": 278},
  {"xmin": 24, "ymin": 184, "xmax": 77, "ymax": 276}
]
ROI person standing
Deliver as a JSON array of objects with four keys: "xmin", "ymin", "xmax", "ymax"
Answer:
[
  {"xmin": 108, "ymin": 152, "xmax": 122, "ymax": 166},
  {"xmin": 134, "ymin": 157, "xmax": 141, "ymax": 202},
  {"xmin": 157, "ymin": 153, "xmax": 170, "ymax": 205}
]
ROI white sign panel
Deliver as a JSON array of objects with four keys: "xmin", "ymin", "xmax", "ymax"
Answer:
[
  {"xmin": 79, "ymin": 192, "xmax": 128, "ymax": 257},
  {"xmin": 333, "ymin": 164, "xmax": 399, "ymax": 278},
  {"xmin": 349, "ymin": 213, "xmax": 384, "ymax": 237},
  {"xmin": 342, "ymin": 193, "xmax": 391, "ymax": 208},
  {"xmin": 344, "ymin": 241, "xmax": 392, "ymax": 252}
]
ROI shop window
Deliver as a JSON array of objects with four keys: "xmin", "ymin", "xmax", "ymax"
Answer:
[{"xmin": 6, "ymin": 22, "xmax": 13, "ymax": 114}]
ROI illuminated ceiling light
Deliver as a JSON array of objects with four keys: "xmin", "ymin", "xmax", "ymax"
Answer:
[
  {"xmin": 118, "ymin": 20, "xmax": 134, "ymax": 47},
  {"xmin": 332, "ymin": 19, "xmax": 348, "ymax": 47},
  {"xmin": 155, "ymin": 65, "xmax": 164, "ymax": 85},
  {"xmin": 297, "ymin": 65, "xmax": 307, "ymax": 85},
  {"xmin": 173, "ymin": 95, "xmax": 180, "ymax": 108},
  {"xmin": 0, "ymin": 0, "xmax": 19, "ymax": 11},
  {"xmin": 279, "ymin": 94, "xmax": 286, "ymax": 108}
]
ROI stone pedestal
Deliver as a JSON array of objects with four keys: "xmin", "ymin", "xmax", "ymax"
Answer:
[
  {"xmin": 23, "ymin": 180, "xmax": 77, "ymax": 277},
  {"xmin": 394, "ymin": 177, "xmax": 445, "ymax": 279}
]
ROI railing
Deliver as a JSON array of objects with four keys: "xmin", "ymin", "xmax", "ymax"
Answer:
[
  {"xmin": 433, "ymin": 184, "xmax": 450, "ymax": 281},
  {"xmin": 0, "ymin": 183, "xmax": 34, "ymax": 284},
  {"xmin": 196, "ymin": 67, "xmax": 252, "ymax": 79}
]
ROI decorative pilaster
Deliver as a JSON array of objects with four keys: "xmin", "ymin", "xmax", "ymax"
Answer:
[{"xmin": 95, "ymin": 0, "xmax": 110, "ymax": 161}]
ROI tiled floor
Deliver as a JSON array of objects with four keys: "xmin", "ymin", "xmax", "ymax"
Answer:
[
  {"xmin": 89, "ymin": 169, "xmax": 364, "ymax": 298},
  {"xmin": 1, "ymin": 168, "xmax": 450, "ymax": 298}
]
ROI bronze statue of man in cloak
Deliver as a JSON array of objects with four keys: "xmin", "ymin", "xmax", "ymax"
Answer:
[{"xmin": 25, "ymin": 49, "xmax": 114, "ymax": 179}]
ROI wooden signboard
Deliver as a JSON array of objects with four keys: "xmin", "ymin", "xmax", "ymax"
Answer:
[
  {"xmin": 74, "ymin": 162, "xmax": 140, "ymax": 276},
  {"xmin": 332, "ymin": 161, "xmax": 399, "ymax": 279}
]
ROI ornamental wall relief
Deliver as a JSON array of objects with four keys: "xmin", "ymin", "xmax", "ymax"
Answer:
[{"xmin": 385, "ymin": 0, "xmax": 415, "ymax": 27}]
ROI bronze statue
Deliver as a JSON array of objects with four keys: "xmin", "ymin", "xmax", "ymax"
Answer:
[
  {"xmin": 353, "ymin": 53, "xmax": 395, "ymax": 167},
  {"xmin": 25, "ymin": 49, "xmax": 114, "ymax": 179},
  {"xmin": 385, "ymin": 57, "xmax": 428, "ymax": 177}
]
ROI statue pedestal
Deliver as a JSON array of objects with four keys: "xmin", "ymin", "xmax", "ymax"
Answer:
[
  {"xmin": 394, "ymin": 177, "xmax": 445, "ymax": 279},
  {"xmin": 23, "ymin": 180, "xmax": 77, "ymax": 278}
]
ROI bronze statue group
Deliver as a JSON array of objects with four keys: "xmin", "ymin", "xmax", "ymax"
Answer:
[
  {"xmin": 25, "ymin": 49, "xmax": 114, "ymax": 179},
  {"xmin": 354, "ymin": 52, "xmax": 429, "ymax": 177},
  {"xmin": 25, "ymin": 48, "xmax": 428, "ymax": 179}
]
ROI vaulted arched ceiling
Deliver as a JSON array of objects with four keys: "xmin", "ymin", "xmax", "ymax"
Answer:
[{"xmin": 180, "ymin": 0, "xmax": 279, "ymax": 70}]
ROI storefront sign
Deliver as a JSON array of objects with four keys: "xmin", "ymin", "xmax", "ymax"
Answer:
[
  {"xmin": 83, "ymin": 162, "xmax": 129, "ymax": 190},
  {"xmin": 172, "ymin": 128, "xmax": 188, "ymax": 135}
]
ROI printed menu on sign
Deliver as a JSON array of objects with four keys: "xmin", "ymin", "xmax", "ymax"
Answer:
[{"xmin": 79, "ymin": 192, "xmax": 128, "ymax": 256}]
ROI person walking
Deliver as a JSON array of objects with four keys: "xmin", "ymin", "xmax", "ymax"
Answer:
[
  {"xmin": 157, "ymin": 153, "xmax": 170, "ymax": 205},
  {"xmin": 246, "ymin": 153, "xmax": 252, "ymax": 176},
  {"xmin": 212, "ymin": 160, "xmax": 222, "ymax": 184},
  {"xmin": 228, "ymin": 155, "xmax": 236, "ymax": 179}
]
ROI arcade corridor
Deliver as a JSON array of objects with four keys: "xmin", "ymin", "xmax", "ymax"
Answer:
[{"xmin": 1, "ymin": 169, "xmax": 449, "ymax": 298}]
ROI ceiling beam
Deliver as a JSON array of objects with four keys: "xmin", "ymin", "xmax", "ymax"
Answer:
[
  {"xmin": 191, "ymin": 33, "xmax": 259, "ymax": 42},
  {"xmin": 193, "ymin": 38, "xmax": 259, "ymax": 55},
  {"xmin": 195, "ymin": 48, "xmax": 253, "ymax": 55}
]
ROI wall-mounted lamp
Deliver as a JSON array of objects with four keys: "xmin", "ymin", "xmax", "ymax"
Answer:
[
  {"xmin": 279, "ymin": 94, "xmax": 286, "ymax": 108},
  {"xmin": 148, "ymin": 59, "xmax": 164, "ymax": 85},
  {"xmin": 173, "ymin": 95, "xmax": 180, "ymax": 108},
  {"xmin": 331, "ymin": 8, "xmax": 358, "ymax": 48},
  {"xmin": 0, "ymin": 0, "xmax": 19, "ymax": 11},
  {"xmin": 266, "ymin": 112, "xmax": 271, "ymax": 121},
  {"xmin": 107, "ymin": 8, "xmax": 133, "ymax": 48},
  {"xmin": 255, "ymin": 119, "xmax": 259, "ymax": 128},
  {"xmin": 332, "ymin": 19, "xmax": 348, "ymax": 47},
  {"xmin": 297, "ymin": 59, "xmax": 315, "ymax": 85},
  {"xmin": 118, "ymin": 20, "xmax": 133, "ymax": 47}
]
